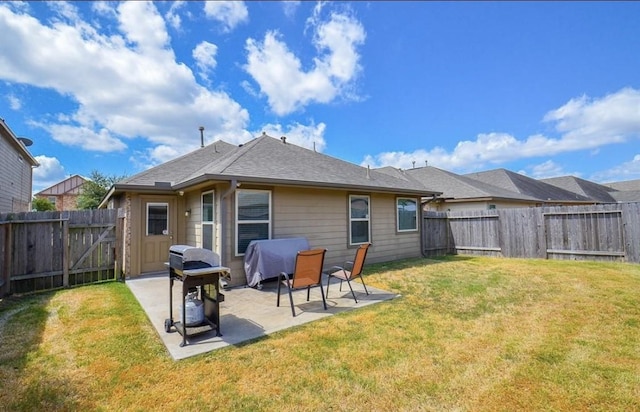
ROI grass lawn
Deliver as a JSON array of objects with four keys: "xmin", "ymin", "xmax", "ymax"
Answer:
[{"xmin": 1, "ymin": 256, "xmax": 639, "ymax": 411}]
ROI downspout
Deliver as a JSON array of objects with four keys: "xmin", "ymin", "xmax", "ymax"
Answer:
[
  {"xmin": 220, "ymin": 179, "xmax": 238, "ymax": 269},
  {"xmin": 421, "ymin": 194, "xmax": 439, "ymax": 257}
]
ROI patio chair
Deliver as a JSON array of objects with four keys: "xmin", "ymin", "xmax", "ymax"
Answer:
[
  {"xmin": 277, "ymin": 248, "xmax": 328, "ymax": 317},
  {"xmin": 325, "ymin": 243, "xmax": 371, "ymax": 303}
]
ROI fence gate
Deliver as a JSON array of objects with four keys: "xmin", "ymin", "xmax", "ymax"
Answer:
[{"xmin": 0, "ymin": 209, "xmax": 121, "ymax": 296}]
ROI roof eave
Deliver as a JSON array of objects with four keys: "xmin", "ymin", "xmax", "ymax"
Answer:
[{"xmin": 174, "ymin": 174, "xmax": 440, "ymax": 197}]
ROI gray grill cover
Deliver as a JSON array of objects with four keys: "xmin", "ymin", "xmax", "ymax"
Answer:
[{"xmin": 243, "ymin": 238, "xmax": 309, "ymax": 287}]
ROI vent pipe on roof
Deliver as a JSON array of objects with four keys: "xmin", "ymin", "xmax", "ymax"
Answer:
[
  {"xmin": 425, "ymin": 160, "xmax": 428, "ymax": 166},
  {"xmin": 281, "ymin": 136, "xmax": 286, "ymax": 144},
  {"xmin": 366, "ymin": 165, "xmax": 371, "ymax": 179},
  {"xmin": 412, "ymin": 161, "xmax": 415, "ymax": 169},
  {"xmin": 199, "ymin": 126, "xmax": 205, "ymax": 148}
]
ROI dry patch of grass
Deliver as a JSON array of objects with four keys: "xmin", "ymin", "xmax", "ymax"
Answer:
[{"xmin": 1, "ymin": 256, "xmax": 639, "ymax": 411}]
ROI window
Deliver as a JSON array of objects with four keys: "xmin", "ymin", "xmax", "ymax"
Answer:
[
  {"xmin": 202, "ymin": 191, "xmax": 215, "ymax": 251},
  {"xmin": 397, "ymin": 197, "xmax": 418, "ymax": 232},
  {"xmin": 236, "ymin": 189, "xmax": 271, "ymax": 255},
  {"xmin": 488, "ymin": 204, "xmax": 496, "ymax": 210},
  {"xmin": 47, "ymin": 196, "xmax": 57, "ymax": 205},
  {"xmin": 147, "ymin": 203, "xmax": 168, "ymax": 235},
  {"xmin": 349, "ymin": 195, "xmax": 370, "ymax": 245}
]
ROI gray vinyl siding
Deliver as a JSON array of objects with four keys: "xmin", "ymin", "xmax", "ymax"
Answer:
[
  {"xmin": 0, "ymin": 135, "xmax": 33, "ymax": 212},
  {"xmin": 270, "ymin": 187, "xmax": 422, "ymax": 270}
]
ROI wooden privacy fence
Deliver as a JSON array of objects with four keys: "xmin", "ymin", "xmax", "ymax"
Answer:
[
  {"xmin": 423, "ymin": 203, "xmax": 640, "ymax": 263},
  {"xmin": 0, "ymin": 209, "xmax": 122, "ymax": 296}
]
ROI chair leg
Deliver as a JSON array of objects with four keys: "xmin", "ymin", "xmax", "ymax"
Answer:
[
  {"xmin": 276, "ymin": 275, "xmax": 282, "ymax": 307},
  {"xmin": 287, "ymin": 284, "xmax": 296, "ymax": 317},
  {"xmin": 319, "ymin": 283, "xmax": 327, "ymax": 310},
  {"xmin": 326, "ymin": 275, "xmax": 331, "ymax": 298},
  {"xmin": 359, "ymin": 275, "xmax": 370, "ymax": 295},
  {"xmin": 345, "ymin": 278, "xmax": 358, "ymax": 303}
]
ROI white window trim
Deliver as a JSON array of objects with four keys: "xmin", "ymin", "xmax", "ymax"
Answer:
[
  {"xmin": 396, "ymin": 197, "xmax": 418, "ymax": 232},
  {"xmin": 201, "ymin": 190, "xmax": 215, "ymax": 250},
  {"xmin": 235, "ymin": 189, "xmax": 272, "ymax": 256},
  {"xmin": 349, "ymin": 194, "xmax": 371, "ymax": 246},
  {"xmin": 146, "ymin": 202, "xmax": 169, "ymax": 236}
]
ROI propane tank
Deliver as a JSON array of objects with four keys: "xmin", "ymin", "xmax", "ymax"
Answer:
[{"xmin": 183, "ymin": 288, "xmax": 204, "ymax": 326}]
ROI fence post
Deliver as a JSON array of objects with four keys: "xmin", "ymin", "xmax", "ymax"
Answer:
[
  {"xmin": 1, "ymin": 223, "xmax": 12, "ymax": 297},
  {"xmin": 62, "ymin": 218, "xmax": 69, "ymax": 288}
]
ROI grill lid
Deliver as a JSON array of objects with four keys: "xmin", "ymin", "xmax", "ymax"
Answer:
[{"xmin": 169, "ymin": 245, "xmax": 220, "ymax": 267}]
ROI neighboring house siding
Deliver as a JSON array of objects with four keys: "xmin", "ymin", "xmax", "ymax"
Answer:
[
  {"xmin": 430, "ymin": 200, "xmax": 535, "ymax": 212},
  {"xmin": 0, "ymin": 134, "xmax": 33, "ymax": 212}
]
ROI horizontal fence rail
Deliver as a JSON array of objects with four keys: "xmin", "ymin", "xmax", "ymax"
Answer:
[
  {"xmin": 423, "ymin": 203, "xmax": 640, "ymax": 263},
  {"xmin": 0, "ymin": 209, "xmax": 122, "ymax": 296}
]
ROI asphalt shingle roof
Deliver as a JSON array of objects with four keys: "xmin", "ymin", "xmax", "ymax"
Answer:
[
  {"xmin": 400, "ymin": 166, "xmax": 539, "ymax": 202},
  {"xmin": 114, "ymin": 135, "xmax": 439, "ymax": 196},
  {"xmin": 464, "ymin": 168, "xmax": 592, "ymax": 202},
  {"xmin": 540, "ymin": 175, "xmax": 617, "ymax": 203}
]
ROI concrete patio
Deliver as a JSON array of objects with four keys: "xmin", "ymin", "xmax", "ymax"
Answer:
[{"xmin": 127, "ymin": 273, "xmax": 399, "ymax": 360}]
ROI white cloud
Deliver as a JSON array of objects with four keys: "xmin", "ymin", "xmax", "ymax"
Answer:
[
  {"xmin": 193, "ymin": 41, "xmax": 218, "ymax": 81},
  {"xmin": 0, "ymin": 2, "xmax": 250, "ymax": 167},
  {"xmin": 165, "ymin": 1, "xmax": 185, "ymax": 31},
  {"xmin": 32, "ymin": 155, "xmax": 67, "ymax": 192},
  {"xmin": 590, "ymin": 154, "xmax": 640, "ymax": 183},
  {"xmin": 244, "ymin": 7, "xmax": 365, "ymax": 116},
  {"xmin": 257, "ymin": 121, "xmax": 327, "ymax": 152},
  {"xmin": 7, "ymin": 94, "xmax": 21, "ymax": 110},
  {"xmin": 282, "ymin": 1, "xmax": 301, "ymax": 19},
  {"xmin": 364, "ymin": 88, "xmax": 640, "ymax": 173},
  {"xmin": 527, "ymin": 160, "xmax": 578, "ymax": 179},
  {"xmin": 543, "ymin": 87, "xmax": 640, "ymax": 143},
  {"xmin": 203, "ymin": 1, "xmax": 248, "ymax": 32}
]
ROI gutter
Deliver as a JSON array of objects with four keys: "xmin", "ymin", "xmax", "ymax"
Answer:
[{"xmin": 174, "ymin": 174, "xmax": 440, "ymax": 198}]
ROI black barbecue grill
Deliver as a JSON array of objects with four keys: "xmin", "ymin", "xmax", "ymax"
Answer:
[{"xmin": 165, "ymin": 245, "xmax": 230, "ymax": 347}]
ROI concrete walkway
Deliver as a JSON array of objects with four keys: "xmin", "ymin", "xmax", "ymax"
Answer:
[{"xmin": 127, "ymin": 273, "xmax": 398, "ymax": 360}]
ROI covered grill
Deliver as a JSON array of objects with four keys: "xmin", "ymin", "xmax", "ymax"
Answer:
[{"xmin": 165, "ymin": 245, "xmax": 230, "ymax": 347}]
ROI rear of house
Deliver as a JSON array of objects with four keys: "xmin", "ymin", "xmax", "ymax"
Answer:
[{"xmin": 102, "ymin": 134, "xmax": 439, "ymax": 286}]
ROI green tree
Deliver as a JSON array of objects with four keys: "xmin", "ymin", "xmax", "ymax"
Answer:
[
  {"xmin": 76, "ymin": 170, "xmax": 127, "ymax": 210},
  {"xmin": 32, "ymin": 197, "xmax": 57, "ymax": 211}
]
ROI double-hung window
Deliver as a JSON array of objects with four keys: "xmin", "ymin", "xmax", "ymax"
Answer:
[
  {"xmin": 202, "ymin": 191, "xmax": 215, "ymax": 250},
  {"xmin": 397, "ymin": 197, "xmax": 418, "ymax": 232},
  {"xmin": 349, "ymin": 195, "xmax": 370, "ymax": 245},
  {"xmin": 236, "ymin": 189, "xmax": 271, "ymax": 255}
]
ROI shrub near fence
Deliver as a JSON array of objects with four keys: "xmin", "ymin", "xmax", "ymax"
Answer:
[
  {"xmin": 423, "ymin": 203, "xmax": 640, "ymax": 263},
  {"xmin": 0, "ymin": 209, "xmax": 121, "ymax": 296}
]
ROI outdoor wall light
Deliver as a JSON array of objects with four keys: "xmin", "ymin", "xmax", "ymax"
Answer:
[{"xmin": 185, "ymin": 209, "xmax": 191, "ymax": 217}]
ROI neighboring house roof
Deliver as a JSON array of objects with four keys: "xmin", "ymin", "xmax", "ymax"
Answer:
[
  {"xmin": 604, "ymin": 179, "xmax": 640, "ymax": 192},
  {"xmin": 0, "ymin": 118, "xmax": 39, "ymax": 167},
  {"xmin": 35, "ymin": 174, "xmax": 87, "ymax": 196},
  {"xmin": 395, "ymin": 166, "xmax": 539, "ymax": 202},
  {"xmin": 464, "ymin": 168, "xmax": 593, "ymax": 203},
  {"xmin": 539, "ymin": 175, "xmax": 617, "ymax": 203},
  {"xmin": 106, "ymin": 134, "xmax": 440, "ymax": 200},
  {"xmin": 610, "ymin": 190, "xmax": 640, "ymax": 203}
]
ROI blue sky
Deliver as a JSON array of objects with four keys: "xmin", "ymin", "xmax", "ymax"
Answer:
[{"xmin": 1, "ymin": 1, "xmax": 640, "ymax": 193}]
